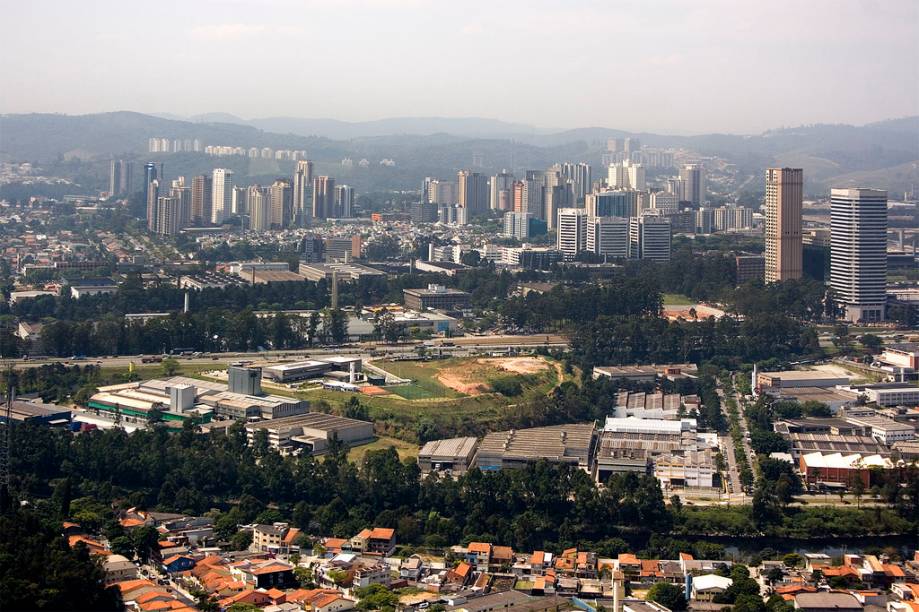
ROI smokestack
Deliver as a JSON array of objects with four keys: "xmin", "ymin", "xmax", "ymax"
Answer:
[
  {"xmin": 331, "ymin": 270, "xmax": 339, "ymax": 310},
  {"xmin": 183, "ymin": 291, "xmax": 190, "ymax": 314}
]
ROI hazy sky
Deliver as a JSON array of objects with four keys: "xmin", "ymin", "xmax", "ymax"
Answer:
[{"xmin": 2, "ymin": 0, "xmax": 918, "ymax": 134}]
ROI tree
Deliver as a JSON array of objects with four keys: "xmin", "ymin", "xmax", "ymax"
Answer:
[
  {"xmin": 647, "ymin": 582, "xmax": 686, "ymax": 611},
  {"xmin": 160, "ymin": 357, "xmax": 180, "ymax": 376},
  {"xmin": 132, "ymin": 526, "xmax": 161, "ymax": 563},
  {"xmin": 230, "ymin": 530, "xmax": 253, "ymax": 551},
  {"xmin": 851, "ymin": 471, "xmax": 865, "ymax": 508},
  {"xmin": 355, "ymin": 584, "xmax": 399, "ymax": 610},
  {"xmin": 782, "ymin": 553, "xmax": 803, "ymax": 568},
  {"xmin": 0, "ymin": 509, "xmax": 123, "ymax": 611}
]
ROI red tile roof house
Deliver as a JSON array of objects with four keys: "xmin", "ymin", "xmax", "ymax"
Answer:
[{"xmin": 349, "ymin": 527, "xmax": 396, "ymax": 556}]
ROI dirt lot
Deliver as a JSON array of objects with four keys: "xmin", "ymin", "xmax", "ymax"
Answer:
[{"xmin": 436, "ymin": 357, "xmax": 551, "ymax": 395}]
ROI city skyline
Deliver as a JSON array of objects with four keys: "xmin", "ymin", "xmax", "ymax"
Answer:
[{"xmin": 1, "ymin": 1, "xmax": 917, "ymax": 134}]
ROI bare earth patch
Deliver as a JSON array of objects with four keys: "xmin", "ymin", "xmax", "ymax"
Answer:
[{"xmin": 435, "ymin": 357, "xmax": 550, "ymax": 395}]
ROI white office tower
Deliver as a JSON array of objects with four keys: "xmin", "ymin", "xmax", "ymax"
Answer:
[
  {"xmin": 335, "ymin": 184, "xmax": 354, "ymax": 218},
  {"xmin": 231, "ymin": 185, "xmax": 247, "ymax": 216},
  {"xmin": 293, "ymin": 160, "xmax": 314, "ymax": 225},
  {"xmin": 503, "ymin": 211, "xmax": 534, "ymax": 240},
  {"xmin": 651, "ymin": 190, "xmax": 679, "ymax": 213},
  {"xmin": 830, "ymin": 188, "xmax": 888, "ymax": 323},
  {"xmin": 587, "ymin": 217, "xmax": 630, "ymax": 258},
  {"xmin": 490, "ymin": 171, "xmax": 515, "ymax": 211},
  {"xmin": 211, "ymin": 168, "xmax": 234, "ymax": 224},
  {"xmin": 679, "ymin": 164, "xmax": 705, "ymax": 206},
  {"xmin": 556, "ymin": 208, "xmax": 588, "ymax": 260},
  {"xmin": 248, "ymin": 186, "xmax": 271, "ymax": 231},
  {"xmin": 629, "ymin": 212, "xmax": 672, "ymax": 262}
]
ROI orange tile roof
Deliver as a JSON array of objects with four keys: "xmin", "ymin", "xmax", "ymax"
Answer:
[
  {"xmin": 640, "ymin": 560, "xmax": 662, "ymax": 577},
  {"xmin": 452, "ymin": 562, "xmax": 472, "ymax": 578},
  {"xmin": 136, "ymin": 592, "xmax": 174, "ymax": 605},
  {"xmin": 533, "ymin": 577, "xmax": 546, "ymax": 590},
  {"xmin": 139, "ymin": 600, "xmax": 186, "ymax": 611},
  {"xmin": 776, "ymin": 585, "xmax": 817, "ymax": 595},
  {"xmin": 265, "ymin": 587, "xmax": 286, "ymax": 602},
  {"xmin": 679, "ymin": 552, "xmax": 694, "ymax": 561},
  {"xmin": 468, "ymin": 542, "xmax": 491, "ymax": 554},
  {"xmin": 250, "ymin": 563, "xmax": 293, "ymax": 576},
  {"xmin": 822, "ymin": 566, "xmax": 859, "ymax": 578},
  {"xmin": 369, "ymin": 527, "xmax": 395, "ymax": 540},
  {"xmin": 62, "ymin": 521, "xmax": 81, "ymax": 529},
  {"xmin": 68, "ymin": 535, "xmax": 110, "ymax": 555},
  {"xmin": 884, "ymin": 564, "xmax": 905, "ymax": 577},
  {"xmin": 162, "ymin": 554, "xmax": 192, "ymax": 566},
  {"xmin": 313, "ymin": 593, "xmax": 344, "ymax": 608},
  {"xmin": 282, "ymin": 527, "xmax": 302, "ymax": 545},
  {"xmin": 115, "ymin": 579, "xmax": 156, "ymax": 594},
  {"xmin": 121, "ymin": 518, "xmax": 145, "ymax": 528},
  {"xmin": 562, "ymin": 547, "xmax": 578, "ymax": 557},
  {"xmin": 530, "ymin": 551, "xmax": 545, "ymax": 565},
  {"xmin": 355, "ymin": 528, "xmax": 372, "ymax": 539},
  {"xmin": 617, "ymin": 553, "xmax": 640, "ymax": 565}
]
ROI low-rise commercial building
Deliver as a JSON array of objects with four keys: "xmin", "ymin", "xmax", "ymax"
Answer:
[
  {"xmin": 245, "ymin": 412, "xmax": 373, "ymax": 455},
  {"xmin": 418, "ymin": 437, "xmax": 480, "ymax": 477},
  {"xmin": 403, "ymin": 284, "xmax": 471, "ymax": 311},
  {"xmin": 475, "ymin": 424, "xmax": 597, "ymax": 471}
]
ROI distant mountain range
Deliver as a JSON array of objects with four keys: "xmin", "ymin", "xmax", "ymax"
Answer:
[{"xmin": 1, "ymin": 111, "xmax": 917, "ymax": 194}]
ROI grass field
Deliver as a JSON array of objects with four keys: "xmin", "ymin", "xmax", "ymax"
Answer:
[
  {"xmin": 347, "ymin": 436, "xmax": 419, "ymax": 463},
  {"xmin": 662, "ymin": 293, "xmax": 695, "ymax": 306},
  {"xmin": 387, "ymin": 384, "xmax": 438, "ymax": 400},
  {"xmin": 370, "ymin": 360, "xmax": 464, "ymax": 398}
]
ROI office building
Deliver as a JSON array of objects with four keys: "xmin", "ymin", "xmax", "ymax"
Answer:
[
  {"xmin": 269, "ymin": 178, "xmax": 292, "ymax": 228},
  {"xmin": 211, "ymin": 168, "xmax": 234, "ymax": 224},
  {"xmin": 764, "ymin": 167, "xmax": 803, "ymax": 282},
  {"xmin": 404, "ymin": 284, "xmax": 471, "ymax": 311},
  {"xmin": 679, "ymin": 164, "xmax": 705, "ymax": 206},
  {"xmin": 586, "ymin": 189, "xmax": 637, "ymax": 218},
  {"xmin": 411, "ymin": 201, "xmax": 438, "ymax": 224},
  {"xmin": 248, "ymin": 186, "xmax": 271, "ymax": 231},
  {"xmin": 231, "ymin": 185, "xmax": 248, "ymax": 216},
  {"xmin": 556, "ymin": 208, "xmax": 588, "ymax": 260},
  {"xmin": 650, "ymin": 191, "xmax": 679, "ymax": 214},
  {"xmin": 587, "ymin": 217, "xmax": 630, "ymax": 259},
  {"xmin": 191, "ymin": 174, "xmax": 212, "ymax": 225},
  {"xmin": 490, "ymin": 171, "xmax": 515, "ymax": 211},
  {"xmin": 629, "ymin": 212, "xmax": 672, "ymax": 262},
  {"xmin": 334, "ymin": 184, "xmax": 354, "ymax": 218},
  {"xmin": 457, "ymin": 170, "xmax": 488, "ymax": 213},
  {"xmin": 695, "ymin": 208, "xmax": 715, "ymax": 234},
  {"xmin": 503, "ymin": 211, "xmax": 545, "ymax": 240},
  {"xmin": 143, "ymin": 162, "xmax": 158, "ymax": 211},
  {"xmin": 312, "ymin": 176, "xmax": 335, "ymax": 220},
  {"xmin": 830, "ymin": 188, "xmax": 888, "ymax": 322},
  {"xmin": 736, "ymin": 255, "xmax": 765, "ymax": 284},
  {"xmin": 292, "ymin": 160, "xmax": 314, "ymax": 225}
]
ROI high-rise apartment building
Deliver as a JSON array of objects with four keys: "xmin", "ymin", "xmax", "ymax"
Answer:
[
  {"xmin": 586, "ymin": 190, "xmax": 637, "ymax": 218},
  {"xmin": 764, "ymin": 167, "xmax": 803, "ymax": 282},
  {"xmin": 457, "ymin": 170, "xmax": 489, "ymax": 213},
  {"xmin": 312, "ymin": 176, "xmax": 335, "ymax": 220},
  {"xmin": 191, "ymin": 174, "xmax": 212, "ymax": 225},
  {"xmin": 293, "ymin": 160, "xmax": 314, "ymax": 225},
  {"xmin": 830, "ymin": 188, "xmax": 888, "ymax": 323},
  {"xmin": 143, "ymin": 162, "xmax": 158, "ymax": 210},
  {"xmin": 248, "ymin": 186, "xmax": 271, "ymax": 231},
  {"xmin": 503, "ymin": 211, "xmax": 534, "ymax": 240},
  {"xmin": 587, "ymin": 217, "xmax": 630, "ymax": 258},
  {"xmin": 145, "ymin": 179, "xmax": 159, "ymax": 232},
  {"xmin": 154, "ymin": 196, "xmax": 181, "ymax": 236},
  {"xmin": 335, "ymin": 185, "xmax": 354, "ymax": 218},
  {"xmin": 522, "ymin": 178, "xmax": 545, "ymax": 220},
  {"xmin": 170, "ymin": 178, "xmax": 192, "ymax": 229},
  {"xmin": 270, "ymin": 178, "xmax": 293, "ymax": 228},
  {"xmin": 556, "ymin": 208, "xmax": 588, "ymax": 260},
  {"xmin": 679, "ymin": 164, "xmax": 705, "ymax": 206},
  {"xmin": 108, "ymin": 159, "xmax": 134, "ymax": 197},
  {"xmin": 490, "ymin": 171, "xmax": 515, "ymax": 211},
  {"xmin": 561, "ymin": 162, "xmax": 591, "ymax": 202},
  {"xmin": 426, "ymin": 179, "xmax": 456, "ymax": 205},
  {"xmin": 211, "ymin": 168, "xmax": 234, "ymax": 224}
]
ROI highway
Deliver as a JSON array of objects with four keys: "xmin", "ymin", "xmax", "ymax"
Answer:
[{"xmin": 5, "ymin": 334, "xmax": 570, "ymax": 371}]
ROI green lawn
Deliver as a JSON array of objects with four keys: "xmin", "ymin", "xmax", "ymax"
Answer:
[
  {"xmin": 370, "ymin": 359, "xmax": 464, "ymax": 398},
  {"xmin": 662, "ymin": 292, "xmax": 695, "ymax": 306},
  {"xmin": 387, "ymin": 384, "xmax": 438, "ymax": 400},
  {"xmin": 347, "ymin": 436, "xmax": 419, "ymax": 463}
]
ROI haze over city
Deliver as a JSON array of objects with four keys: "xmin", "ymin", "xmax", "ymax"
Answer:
[
  {"xmin": 2, "ymin": 2, "xmax": 919, "ymax": 612},
  {"xmin": 2, "ymin": 0, "xmax": 918, "ymax": 133}
]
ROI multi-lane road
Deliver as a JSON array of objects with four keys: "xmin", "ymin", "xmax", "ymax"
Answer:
[{"xmin": 5, "ymin": 334, "xmax": 570, "ymax": 371}]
